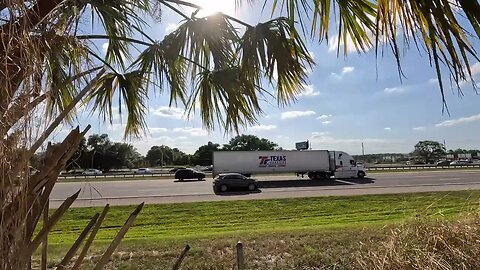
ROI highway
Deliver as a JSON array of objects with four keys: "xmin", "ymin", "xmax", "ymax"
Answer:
[{"xmin": 50, "ymin": 170, "xmax": 480, "ymax": 208}]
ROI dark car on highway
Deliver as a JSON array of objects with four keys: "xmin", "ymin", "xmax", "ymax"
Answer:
[
  {"xmin": 174, "ymin": 168, "xmax": 205, "ymax": 181},
  {"xmin": 169, "ymin": 167, "xmax": 187, "ymax": 173},
  {"xmin": 435, "ymin": 160, "xmax": 451, "ymax": 166},
  {"xmin": 213, "ymin": 173, "xmax": 257, "ymax": 193}
]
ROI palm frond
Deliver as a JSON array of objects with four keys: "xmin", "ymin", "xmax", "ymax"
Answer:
[
  {"xmin": 44, "ymin": 35, "xmax": 90, "ymax": 123},
  {"xmin": 166, "ymin": 13, "xmax": 238, "ymax": 80},
  {"xmin": 129, "ymin": 40, "xmax": 188, "ymax": 106},
  {"xmin": 189, "ymin": 68, "xmax": 262, "ymax": 132},
  {"xmin": 376, "ymin": 0, "xmax": 480, "ymax": 110},
  {"xmin": 239, "ymin": 17, "xmax": 314, "ymax": 106},
  {"xmin": 87, "ymin": 0, "xmax": 150, "ymax": 68},
  {"xmin": 88, "ymin": 71, "xmax": 148, "ymax": 138},
  {"xmin": 335, "ymin": 0, "xmax": 376, "ymax": 55}
]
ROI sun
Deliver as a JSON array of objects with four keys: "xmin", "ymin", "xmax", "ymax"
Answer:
[{"xmin": 195, "ymin": 0, "xmax": 237, "ymax": 16}]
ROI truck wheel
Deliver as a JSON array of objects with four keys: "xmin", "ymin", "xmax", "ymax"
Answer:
[
  {"xmin": 220, "ymin": 184, "xmax": 228, "ymax": 192},
  {"xmin": 248, "ymin": 183, "xmax": 256, "ymax": 191},
  {"xmin": 357, "ymin": 171, "xmax": 366, "ymax": 179}
]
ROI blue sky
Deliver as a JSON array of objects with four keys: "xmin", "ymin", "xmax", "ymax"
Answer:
[{"xmin": 53, "ymin": 0, "xmax": 480, "ymax": 155}]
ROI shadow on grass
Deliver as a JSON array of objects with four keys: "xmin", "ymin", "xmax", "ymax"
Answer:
[{"xmin": 257, "ymin": 177, "xmax": 375, "ymax": 189}]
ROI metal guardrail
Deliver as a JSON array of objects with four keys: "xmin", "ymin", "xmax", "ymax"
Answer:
[
  {"xmin": 58, "ymin": 164, "xmax": 480, "ymax": 179},
  {"xmin": 59, "ymin": 171, "xmax": 213, "ymax": 180},
  {"xmin": 365, "ymin": 164, "xmax": 480, "ymax": 171}
]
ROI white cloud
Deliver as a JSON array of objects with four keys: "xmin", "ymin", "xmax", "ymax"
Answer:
[
  {"xmin": 459, "ymin": 62, "xmax": 480, "ymax": 86},
  {"xmin": 310, "ymin": 134, "xmax": 388, "ymax": 145},
  {"xmin": 173, "ymin": 127, "xmax": 208, "ymax": 137},
  {"xmin": 342, "ymin": 66, "xmax": 355, "ymax": 74},
  {"xmin": 165, "ymin": 23, "xmax": 179, "ymax": 34},
  {"xmin": 428, "ymin": 78, "xmax": 438, "ymax": 84},
  {"xmin": 312, "ymin": 131, "xmax": 329, "ymax": 138},
  {"xmin": 281, "ymin": 110, "xmax": 316, "ymax": 120},
  {"xmin": 321, "ymin": 121, "xmax": 332, "ymax": 125},
  {"xmin": 308, "ymin": 51, "xmax": 315, "ymax": 60},
  {"xmin": 435, "ymin": 114, "xmax": 480, "ymax": 127},
  {"xmin": 384, "ymin": 87, "xmax": 406, "ymax": 94},
  {"xmin": 471, "ymin": 62, "xmax": 480, "ymax": 76},
  {"xmin": 276, "ymin": 135, "xmax": 290, "ymax": 140},
  {"xmin": 297, "ymin": 84, "xmax": 320, "ymax": 97},
  {"xmin": 250, "ymin": 124, "xmax": 277, "ymax": 131},
  {"xmin": 102, "ymin": 42, "xmax": 109, "ymax": 54},
  {"xmin": 150, "ymin": 106, "xmax": 185, "ymax": 119},
  {"xmin": 328, "ymin": 35, "xmax": 359, "ymax": 54},
  {"xmin": 413, "ymin": 126, "xmax": 426, "ymax": 131},
  {"xmin": 331, "ymin": 66, "xmax": 355, "ymax": 80},
  {"xmin": 106, "ymin": 123, "xmax": 124, "ymax": 131},
  {"xmin": 316, "ymin": 114, "xmax": 332, "ymax": 120},
  {"xmin": 384, "ymin": 127, "xmax": 391, "ymax": 130},
  {"xmin": 149, "ymin": 127, "xmax": 168, "ymax": 134}
]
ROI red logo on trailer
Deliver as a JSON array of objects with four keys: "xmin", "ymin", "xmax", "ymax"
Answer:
[{"xmin": 258, "ymin": 155, "xmax": 286, "ymax": 167}]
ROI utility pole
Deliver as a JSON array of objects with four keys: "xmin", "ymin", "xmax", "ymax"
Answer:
[{"xmin": 361, "ymin": 142, "xmax": 365, "ymax": 158}]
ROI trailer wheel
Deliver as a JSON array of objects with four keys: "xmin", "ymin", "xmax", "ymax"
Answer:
[
  {"xmin": 307, "ymin": 172, "xmax": 316, "ymax": 180},
  {"xmin": 357, "ymin": 171, "xmax": 366, "ymax": 179}
]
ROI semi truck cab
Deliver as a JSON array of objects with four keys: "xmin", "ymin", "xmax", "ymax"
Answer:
[{"xmin": 331, "ymin": 151, "xmax": 366, "ymax": 179}]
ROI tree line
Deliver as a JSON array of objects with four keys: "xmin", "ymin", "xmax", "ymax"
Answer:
[
  {"xmin": 355, "ymin": 140, "xmax": 480, "ymax": 164},
  {"xmin": 32, "ymin": 134, "xmax": 281, "ymax": 172},
  {"xmin": 34, "ymin": 137, "xmax": 479, "ymax": 171},
  {"xmin": 146, "ymin": 134, "xmax": 281, "ymax": 167}
]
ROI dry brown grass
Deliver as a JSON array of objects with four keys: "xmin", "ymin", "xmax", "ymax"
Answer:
[
  {"xmin": 37, "ymin": 212, "xmax": 480, "ymax": 270},
  {"xmin": 356, "ymin": 214, "xmax": 480, "ymax": 270}
]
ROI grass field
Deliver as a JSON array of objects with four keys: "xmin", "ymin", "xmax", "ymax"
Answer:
[
  {"xmin": 38, "ymin": 190, "xmax": 480, "ymax": 269},
  {"xmin": 49, "ymin": 190, "xmax": 480, "ymax": 244}
]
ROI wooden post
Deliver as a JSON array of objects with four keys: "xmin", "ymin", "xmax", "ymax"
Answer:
[
  {"xmin": 236, "ymin": 241, "xmax": 244, "ymax": 270},
  {"xmin": 171, "ymin": 244, "xmax": 190, "ymax": 270},
  {"xmin": 41, "ymin": 199, "xmax": 49, "ymax": 270}
]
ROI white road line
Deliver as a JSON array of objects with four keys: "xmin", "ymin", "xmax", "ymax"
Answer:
[{"xmin": 335, "ymin": 179, "xmax": 357, "ymax": 185}]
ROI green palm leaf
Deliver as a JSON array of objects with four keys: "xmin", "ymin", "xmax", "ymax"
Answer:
[
  {"xmin": 130, "ymin": 40, "xmax": 188, "ymax": 106},
  {"xmin": 239, "ymin": 18, "xmax": 314, "ymax": 106},
  {"xmin": 166, "ymin": 13, "xmax": 238, "ymax": 80},
  {"xmin": 88, "ymin": 71, "xmax": 148, "ymax": 138},
  {"xmin": 190, "ymin": 68, "xmax": 262, "ymax": 132},
  {"xmin": 376, "ymin": 0, "xmax": 480, "ymax": 110}
]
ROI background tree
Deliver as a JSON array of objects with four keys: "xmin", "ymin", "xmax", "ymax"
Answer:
[
  {"xmin": 413, "ymin": 141, "xmax": 446, "ymax": 164},
  {"xmin": 146, "ymin": 145, "xmax": 192, "ymax": 166},
  {"xmin": 193, "ymin": 142, "xmax": 221, "ymax": 166},
  {"xmin": 223, "ymin": 135, "xmax": 279, "ymax": 151}
]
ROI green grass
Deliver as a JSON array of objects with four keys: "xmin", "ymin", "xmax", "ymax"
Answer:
[
  {"xmin": 36, "ymin": 190, "xmax": 480, "ymax": 269},
  {"xmin": 48, "ymin": 190, "xmax": 480, "ymax": 245}
]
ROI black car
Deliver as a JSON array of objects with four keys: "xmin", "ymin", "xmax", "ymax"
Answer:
[
  {"xmin": 213, "ymin": 173, "xmax": 257, "ymax": 193},
  {"xmin": 169, "ymin": 167, "xmax": 187, "ymax": 173},
  {"xmin": 174, "ymin": 168, "xmax": 205, "ymax": 181},
  {"xmin": 435, "ymin": 160, "xmax": 451, "ymax": 166}
]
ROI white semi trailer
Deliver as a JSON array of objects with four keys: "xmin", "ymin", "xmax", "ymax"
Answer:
[{"xmin": 213, "ymin": 150, "xmax": 366, "ymax": 179}]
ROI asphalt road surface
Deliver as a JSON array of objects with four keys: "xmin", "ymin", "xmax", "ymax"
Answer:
[{"xmin": 50, "ymin": 170, "xmax": 480, "ymax": 208}]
